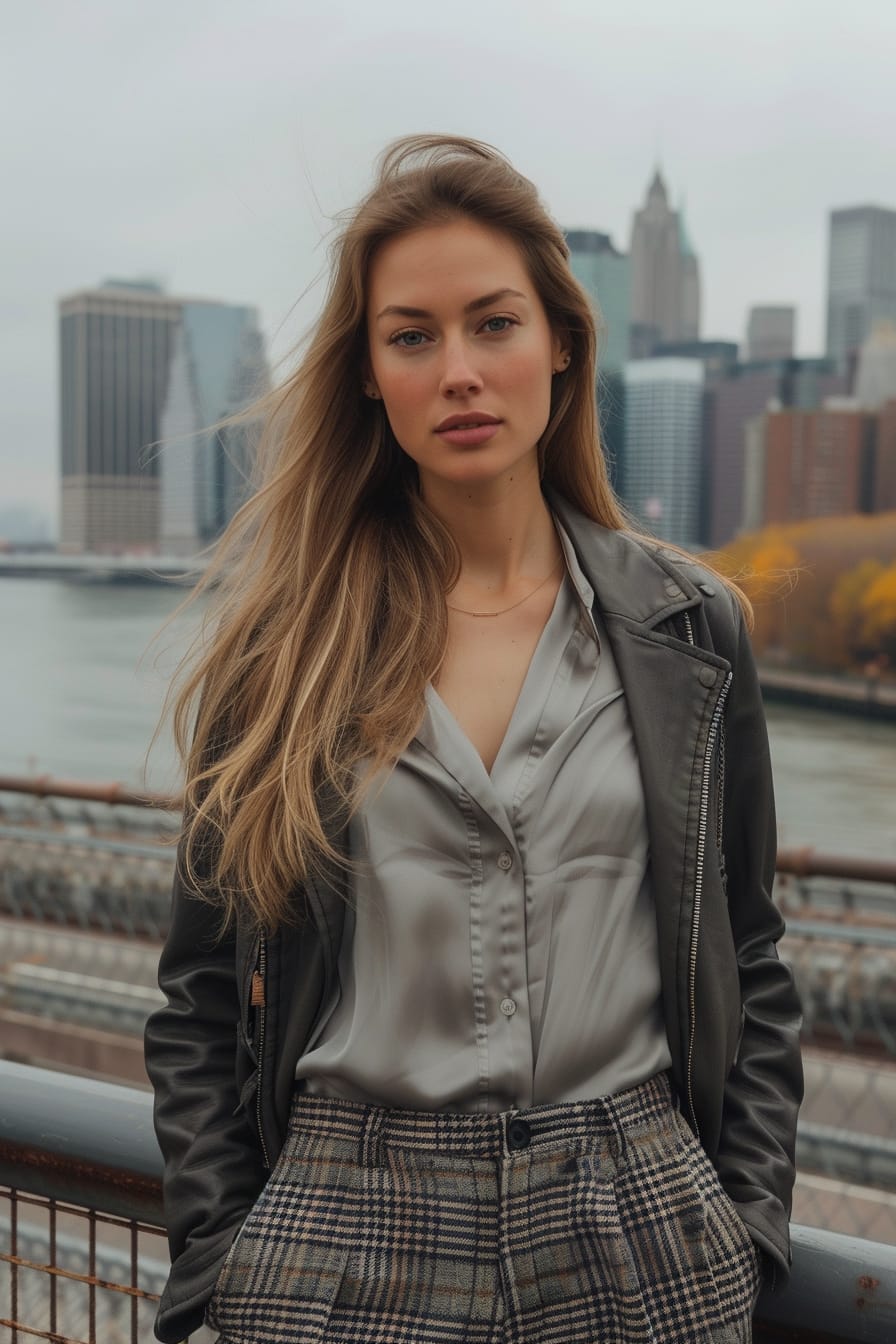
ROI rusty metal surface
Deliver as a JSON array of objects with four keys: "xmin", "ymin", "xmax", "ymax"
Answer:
[
  {"xmin": 0, "ymin": 774, "xmax": 180, "ymax": 811},
  {"xmin": 777, "ymin": 848, "xmax": 896, "ymax": 885},
  {"xmin": 0, "ymin": 1186, "xmax": 172, "ymax": 1343},
  {"xmin": 754, "ymin": 1225, "xmax": 896, "ymax": 1342},
  {"xmin": 0, "ymin": 1063, "xmax": 162, "ymax": 1224}
]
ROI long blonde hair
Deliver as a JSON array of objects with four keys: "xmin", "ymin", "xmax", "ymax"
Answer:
[{"xmin": 170, "ymin": 133, "xmax": 749, "ymax": 931}]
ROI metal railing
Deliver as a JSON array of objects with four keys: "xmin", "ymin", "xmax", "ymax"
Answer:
[{"xmin": 0, "ymin": 1062, "xmax": 894, "ymax": 1343}]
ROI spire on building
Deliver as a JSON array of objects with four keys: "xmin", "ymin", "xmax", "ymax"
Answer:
[{"xmin": 629, "ymin": 166, "xmax": 701, "ymax": 354}]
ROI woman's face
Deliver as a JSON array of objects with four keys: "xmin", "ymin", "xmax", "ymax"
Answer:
[{"xmin": 365, "ymin": 217, "xmax": 564, "ymax": 496}]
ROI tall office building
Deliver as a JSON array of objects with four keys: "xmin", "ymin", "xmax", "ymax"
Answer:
[
  {"xmin": 745, "ymin": 306, "xmax": 795, "ymax": 362},
  {"xmin": 854, "ymin": 319, "xmax": 896, "ymax": 411},
  {"xmin": 159, "ymin": 303, "xmax": 268, "ymax": 554},
  {"xmin": 59, "ymin": 281, "xmax": 267, "ymax": 552},
  {"xmin": 59, "ymin": 281, "xmax": 179, "ymax": 551},
  {"xmin": 565, "ymin": 230, "xmax": 631, "ymax": 374},
  {"xmin": 825, "ymin": 205, "xmax": 896, "ymax": 373},
  {"xmin": 622, "ymin": 358, "xmax": 704, "ymax": 547},
  {"xmin": 565, "ymin": 229, "xmax": 630, "ymax": 491},
  {"xmin": 629, "ymin": 170, "xmax": 700, "ymax": 357}
]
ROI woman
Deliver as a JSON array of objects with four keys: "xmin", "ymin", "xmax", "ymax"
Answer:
[{"xmin": 145, "ymin": 135, "xmax": 803, "ymax": 1344}]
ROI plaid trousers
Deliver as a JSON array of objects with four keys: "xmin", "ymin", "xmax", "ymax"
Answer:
[{"xmin": 206, "ymin": 1072, "xmax": 761, "ymax": 1343}]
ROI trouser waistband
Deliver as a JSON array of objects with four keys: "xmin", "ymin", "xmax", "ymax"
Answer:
[{"xmin": 290, "ymin": 1070, "xmax": 676, "ymax": 1163}]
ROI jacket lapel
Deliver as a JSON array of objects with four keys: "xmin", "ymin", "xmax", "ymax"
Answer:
[{"xmin": 548, "ymin": 492, "xmax": 733, "ymax": 1074}]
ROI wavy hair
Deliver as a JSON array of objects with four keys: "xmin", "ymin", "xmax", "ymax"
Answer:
[{"xmin": 168, "ymin": 133, "xmax": 751, "ymax": 931}]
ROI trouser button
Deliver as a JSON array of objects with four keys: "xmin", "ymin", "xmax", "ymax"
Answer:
[{"xmin": 507, "ymin": 1117, "xmax": 532, "ymax": 1150}]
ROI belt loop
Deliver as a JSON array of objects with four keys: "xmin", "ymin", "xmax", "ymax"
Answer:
[
  {"xmin": 606, "ymin": 1100, "xmax": 628, "ymax": 1173},
  {"xmin": 359, "ymin": 1104, "xmax": 385, "ymax": 1169},
  {"xmin": 502, "ymin": 1108, "xmax": 519, "ymax": 1160}
]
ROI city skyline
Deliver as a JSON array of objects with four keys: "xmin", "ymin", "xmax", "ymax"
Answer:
[{"xmin": 2, "ymin": 1, "xmax": 894, "ymax": 523}]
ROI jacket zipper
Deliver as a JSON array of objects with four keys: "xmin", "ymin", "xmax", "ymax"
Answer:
[
  {"xmin": 250, "ymin": 932, "xmax": 272, "ymax": 1169},
  {"xmin": 681, "ymin": 610, "xmax": 733, "ymax": 1133}
]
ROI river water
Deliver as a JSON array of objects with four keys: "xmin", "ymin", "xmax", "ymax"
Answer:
[{"xmin": 2, "ymin": 578, "xmax": 894, "ymax": 860}]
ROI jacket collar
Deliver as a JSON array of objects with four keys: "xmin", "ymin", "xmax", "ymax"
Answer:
[{"xmin": 545, "ymin": 487, "xmax": 705, "ymax": 632}]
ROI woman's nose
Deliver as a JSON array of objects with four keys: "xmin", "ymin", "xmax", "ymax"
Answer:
[{"xmin": 438, "ymin": 340, "xmax": 483, "ymax": 396}]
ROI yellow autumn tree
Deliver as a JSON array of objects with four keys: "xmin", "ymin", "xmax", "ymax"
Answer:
[
  {"xmin": 828, "ymin": 560, "xmax": 885, "ymax": 668},
  {"xmin": 861, "ymin": 564, "xmax": 896, "ymax": 662},
  {"xmin": 742, "ymin": 539, "xmax": 801, "ymax": 657},
  {"xmin": 702, "ymin": 511, "xmax": 896, "ymax": 673}
]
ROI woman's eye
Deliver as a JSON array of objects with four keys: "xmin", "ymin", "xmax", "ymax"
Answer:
[
  {"xmin": 482, "ymin": 316, "xmax": 515, "ymax": 334},
  {"xmin": 390, "ymin": 329, "xmax": 428, "ymax": 348}
]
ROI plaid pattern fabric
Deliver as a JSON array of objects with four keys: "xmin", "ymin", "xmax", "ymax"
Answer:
[{"xmin": 206, "ymin": 1072, "xmax": 761, "ymax": 1343}]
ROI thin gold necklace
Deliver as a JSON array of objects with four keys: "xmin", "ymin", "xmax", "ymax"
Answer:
[{"xmin": 446, "ymin": 556, "xmax": 564, "ymax": 618}]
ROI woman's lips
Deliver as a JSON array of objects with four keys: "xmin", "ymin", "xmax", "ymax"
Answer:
[{"xmin": 435, "ymin": 423, "xmax": 502, "ymax": 447}]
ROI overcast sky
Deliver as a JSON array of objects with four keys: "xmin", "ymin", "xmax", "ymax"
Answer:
[{"xmin": 2, "ymin": 0, "xmax": 894, "ymax": 527}]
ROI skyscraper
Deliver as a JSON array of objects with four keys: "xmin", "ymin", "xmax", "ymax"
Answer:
[
  {"xmin": 565, "ymin": 230, "xmax": 631, "ymax": 374},
  {"xmin": 159, "ymin": 302, "xmax": 268, "ymax": 554},
  {"xmin": 565, "ymin": 229, "xmax": 630, "ymax": 491},
  {"xmin": 629, "ymin": 170, "xmax": 700, "ymax": 357},
  {"xmin": 59, "ymin": 281, "xmax": 267, "ymax": 553},
  {"xmin": 745, "ymin": 306, "xmax": 795, "ymax": 362},
  {"xmin": 825, "ymin": 205, "xmax": 896, "ymax": 373},
  {"xmin": 622, "ymin": 358, "xmax": 704, "ymax": 547},
  {"xmin": 854, "ymin": 319, "xmax": 896, "ymax": 411},
  {"xmin": 59, "ymin": 281, "xmax": 179, "ymax": 551}
]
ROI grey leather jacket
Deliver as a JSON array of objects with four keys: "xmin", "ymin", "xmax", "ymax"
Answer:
[{"xmin": 144, "ymin": 491, "xmax": 803, "ymax": 1343}]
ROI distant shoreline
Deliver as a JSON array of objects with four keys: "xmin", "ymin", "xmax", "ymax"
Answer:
[{"xmin": 758, "ymin": 665, "xmax": 896, "ymax": 721}]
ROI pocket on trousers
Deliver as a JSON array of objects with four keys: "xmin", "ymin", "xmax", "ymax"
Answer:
[
  {"xmin": 206, "ymin": 1230, "xmax": 352, "ymax": 1343},
  {"xmin": 670, "ymin": 1112, "xmax": 764, "ymax": 1323}
]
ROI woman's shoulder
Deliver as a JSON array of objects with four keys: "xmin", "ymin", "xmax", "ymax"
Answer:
[{"xmin": 626, "ymin": 532, "xmax": 745, "ymax": 650}]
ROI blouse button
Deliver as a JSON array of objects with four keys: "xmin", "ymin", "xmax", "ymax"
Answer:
[
  {"xmin": 500, "ymin": 997, "xmax": 517, "ymax": 1017},
  {"xmin": 497, "ymin": 851, "xmax": 513, "ymax": 871}
]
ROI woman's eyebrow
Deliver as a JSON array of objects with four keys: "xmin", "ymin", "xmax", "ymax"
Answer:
[{"xmin": 375, "ymin": 288, "xmax": 528, "ymax": 322}]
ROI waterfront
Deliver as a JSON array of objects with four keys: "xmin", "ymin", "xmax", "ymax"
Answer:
[{"xmin": 2, "ymin": 577, "xmax": 895, "ymax": 859}]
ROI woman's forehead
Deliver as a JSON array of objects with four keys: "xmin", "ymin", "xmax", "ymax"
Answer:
[{"xmin": 367, "ymin": 219, "xmax": 535, "ymax": 312}]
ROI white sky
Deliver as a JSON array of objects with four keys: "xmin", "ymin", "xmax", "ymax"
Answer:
[{"xmin": 2, "ymin": 0, "xmax": 894, "ymax": 525}]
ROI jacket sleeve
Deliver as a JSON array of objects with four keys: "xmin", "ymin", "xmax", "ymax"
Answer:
[
  {"xmin": 714, "ymin": 598, "xmax": 804, "ymax": 1284},
  {"xmin": 143, "ymin": 850, "xmax": 267, "ymax": 1340}
]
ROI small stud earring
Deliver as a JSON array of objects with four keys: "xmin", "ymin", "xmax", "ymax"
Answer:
[{"xmin": 364, "ymin": 386, "xmax": 381, "ymax": 399}]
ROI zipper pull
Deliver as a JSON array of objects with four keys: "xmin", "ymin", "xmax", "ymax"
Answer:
[{"xmin": 250, "ymin": 970, "xmax": 266, "ymax": 1008}]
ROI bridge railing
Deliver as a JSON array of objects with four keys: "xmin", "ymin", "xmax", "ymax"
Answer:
[{"xmin": 0, "ymin": 1062, "xmax": 894, "ymax": 1344}]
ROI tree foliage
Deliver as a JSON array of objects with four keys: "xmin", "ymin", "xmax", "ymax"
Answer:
[{"xmin": 702, "ymin": 513, "xmax": 896, "ymax": 673}]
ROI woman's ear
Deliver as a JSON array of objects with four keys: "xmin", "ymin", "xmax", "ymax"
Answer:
[
  {"xmin": 551, "ymin": 329, "xmax": 572, "ymax": 375},
  {"xmin": 361, "ymin": 356, "xmax": 381, "ymax": 399}
]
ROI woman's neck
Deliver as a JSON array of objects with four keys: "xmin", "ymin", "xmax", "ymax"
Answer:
[{"xmin": 421, "ymin": 471, "xmax": 562, "ymax": 594}]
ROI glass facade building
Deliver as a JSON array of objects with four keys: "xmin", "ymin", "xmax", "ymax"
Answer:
[
  {"xmin": 159, "ymin": 302, "xmax": 268, "ymax": 554},
  {"xmin": 59, "ymin": 282, "xmax": 268, "ymax": 553},
  {"xmin": 565, "ymin": 230, "xmax": 631, "ymax": 375},
  {"xmin": 622, "ymin": 358, "xmax": 704, "ymax": 548},
  {"xmin": 826, "ymin": 206, "xmax": 896, "ymax": 374}
]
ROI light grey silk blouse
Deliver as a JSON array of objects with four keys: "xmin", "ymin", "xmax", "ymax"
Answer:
[{"xmin": 294, "ymin": 518, "xmax": 672, "ymax": 1111}]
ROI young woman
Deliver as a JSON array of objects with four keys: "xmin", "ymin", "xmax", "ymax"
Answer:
[{"xmin": 145, "ymin": 135, "xmax": 803, "ymax": 1344}]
